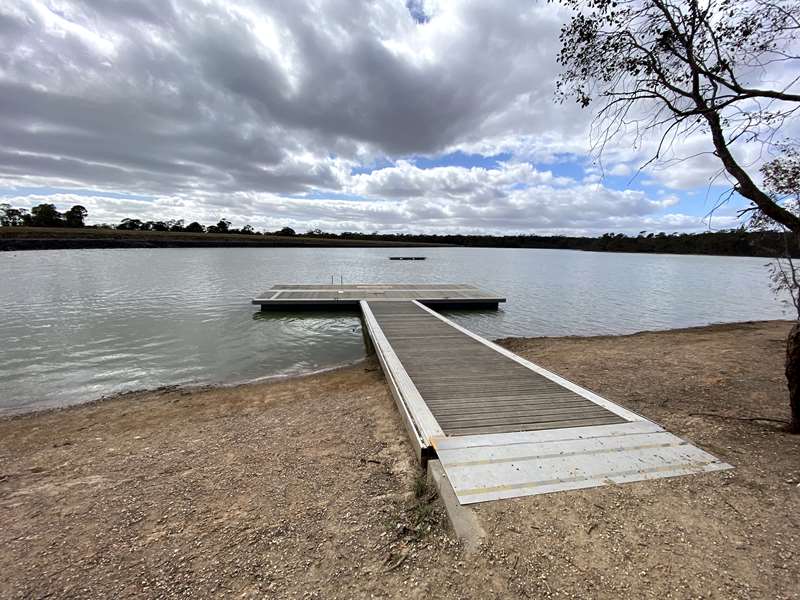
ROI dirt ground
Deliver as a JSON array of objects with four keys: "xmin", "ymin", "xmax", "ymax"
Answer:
[{"xmin": 1, "ymin": 320, "xmax": 798, "ymax": 599}]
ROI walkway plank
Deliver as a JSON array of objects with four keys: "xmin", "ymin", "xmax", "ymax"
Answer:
[
  {"xmin": 359, "ymin": 298, "xmax": 732, "ymax": 504},
  {"xmin": 366, "ymin": 301, "xmax": 628, "ymax": 436}
]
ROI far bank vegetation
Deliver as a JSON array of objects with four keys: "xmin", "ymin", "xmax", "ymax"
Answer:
[{"xmin": 1, "ymin": 202, "xmax": 796, "ymax": 257}]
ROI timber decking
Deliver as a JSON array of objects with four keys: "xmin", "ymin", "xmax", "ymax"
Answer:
[
  {"xmin": 252, "ymin": 283, "xmax": 504, "ymax": 309},
  {"xmin": 365, "ymin": 301, "xmax": 626, "ymax": 436},
  {"xmin": 357, "ymin": 297, "xmax": 732, "ymax": 503},
  {"xmin": 250, "ymin": 282, "xmax": 732, "ymax": 503}
]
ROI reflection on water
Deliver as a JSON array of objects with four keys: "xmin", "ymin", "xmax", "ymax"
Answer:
[{"xmin": 0, "ymin": 247, "xmax": 788, "ymax": 413}]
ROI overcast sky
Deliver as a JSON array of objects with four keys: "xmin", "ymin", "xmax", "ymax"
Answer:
[{"xmin": 0, "ymin": 0, "xmax": 779, "ymax": 235}]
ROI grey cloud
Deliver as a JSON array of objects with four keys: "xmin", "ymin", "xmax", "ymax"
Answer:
[
  {"xmin": 3, "ymin": 167, "xmax": 710, "ymax": 236},
  {"xmin": 0, "ymin": 0, "xmax": 747, "ymax": 235},
  {"xmin": 74, "ymin": 0, "xmax": 177, "ymax": 24},
  {"xmin": 0, "ymin": 0, "xmax": 583, "ymax": 198}
]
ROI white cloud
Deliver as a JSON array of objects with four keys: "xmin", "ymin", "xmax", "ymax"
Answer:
[
  {"xmin": 608, "ymin": 163, "xmax": 632, "ymax": 177},
  {"xmin": 0, "ymin": 0, "xmax": 791, "ymax": 234},
  {"xmin": 0, "ymin": 0, "xmax": 587, "ymax": 195},
  {"xmin": 347, "ymin": 160, "xmax": 570, "ymax": 198},
  {"xmin": 5, "ymin": 163, "xmax": 717, "ymax": 236}
]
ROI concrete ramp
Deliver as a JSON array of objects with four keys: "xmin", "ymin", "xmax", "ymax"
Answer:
[{"xmin": 435, "ymin": 421, "xmax": 731, "ymax": 504}]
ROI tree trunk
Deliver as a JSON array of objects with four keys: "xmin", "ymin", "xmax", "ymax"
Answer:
[
  {"xmin": 702, "ymin": 110, "xmax": 800, "ymax": 234},
  {"xmin": 785, "ymin": 323, "xmax": 800, "ymax": 433}
]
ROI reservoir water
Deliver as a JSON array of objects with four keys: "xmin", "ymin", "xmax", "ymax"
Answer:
[{"xmin": 0, "ymin": 247, "xmax": 789, "ymax": 414}]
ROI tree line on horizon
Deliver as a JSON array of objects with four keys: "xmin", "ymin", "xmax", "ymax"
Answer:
[
  {"xmin": 0, "ymin": 202, "xmax": 296, "ymax": 236},
  {"xmin": 1, "ymin": 201, "xmax": 797, "ymax": 257}
]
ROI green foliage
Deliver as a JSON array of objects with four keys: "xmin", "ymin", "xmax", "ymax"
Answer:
[
  {"xmin": 407, "ymin": 474, "xmax": 441, "ymax": 538},
  {"xmin": 184, "ymin": 221, "xmax": 205, "ymax": 233},
  {"xmin": 0, "ymin": 204, "xmax": 28, "ymax": 227},
  {"xmin": 413, "ymin": 473, "xmax": 428, "ymax": 499},
  {"xmin": 333, "ymin": 228, "xmax": 798, "ymax": 257},
  {"xmin": 0, "ymin": 203, "xmax": 85, "ymax": 228},
  {"xmin": 207, "ymin": 218, "xmax": 231, "ymax": 234},
  {"xmin": 30, "ymin": 204, "xmax": 63, "ymax": 227},
  {"xmin": 117, "ymin": 218, "xmax": 143, "ymax": 230},
  {"xmin": 64, "ymin": 205, "xmax": 87, "ymax": 228}
]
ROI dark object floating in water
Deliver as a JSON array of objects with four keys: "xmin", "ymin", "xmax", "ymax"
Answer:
[{"xmin": 389, "ymin": 256, "xmax": 426, "ymax": 260}]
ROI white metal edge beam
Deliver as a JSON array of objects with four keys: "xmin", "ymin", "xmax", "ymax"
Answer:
[
  {"xmin": 252, "ymin": 298, "xmax": 360, "ymax": 305},
  {"xmin": 361, "ymin": 301, "xmax": 428, "ymax": 459},
  {"xmin": 253, "ymin": 295, "xmax": 506, "ymax": 304},
  {"xmin": 264, "ymin": 287, "xmax": 487, "ymax": 293},
  {"xmin": 412, "ymin": 300, "xmax": 646, "ymax": 423},
  {"xmin": 255, "ymin": 295, "xmax": 504, "ymax": 301},
  {"xmin": 270, "ymin": 283, "xmax": 481, "ymax": 289},
  {"xmin": 360, "ymin": 301, "xmax": 445, "ymax": 460}
]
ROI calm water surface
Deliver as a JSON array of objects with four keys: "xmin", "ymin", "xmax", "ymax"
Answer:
[{"xmin": 0, "ymin": 247, "xmax": 788, "ymax": 414}]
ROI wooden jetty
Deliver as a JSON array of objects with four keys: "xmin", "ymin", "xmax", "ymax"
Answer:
[
  {"xmin": 253, "ymin": 283, "xmax": 731, "ymax": 504},
  {"xmin": 252, "ymin": 283, "xmax": 504, "ymax": 309},
  {"xmin": 389, "ymin": 256, "xmax": 426, "ymax": 260}
]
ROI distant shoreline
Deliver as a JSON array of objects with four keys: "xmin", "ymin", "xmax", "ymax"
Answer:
[
  {"xmin": 1, "ymin": 225, "xmax": 795, "ymax": 257},
  {"xmin": 0, "ymin": 237, "xmax": 434, "ymax": 251},
  {"xmin": 0, "ymin": 227, "xmax": 439, "ymax": 251}
]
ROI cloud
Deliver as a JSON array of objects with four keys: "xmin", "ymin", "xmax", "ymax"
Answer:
[
  {"xmin": 608, "ymin": 163, "xmax": 632, "ymax": 177},
  {"xmin": 0, "ymin": 0, "xmax": 586, "ymax": 195},
  {"xmin": 348, "ymin": 160, "xmax": 571, "ymax": 198},
  {"xmin": 4, "ymin": 158, "xmax": 716, "ymax": 236},
  {"xmin": 0, "ymin": 0, "xmax": 785, "ymax": 234}
]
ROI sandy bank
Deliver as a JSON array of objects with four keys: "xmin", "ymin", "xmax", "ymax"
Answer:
[{"xmin": 1, "ymin": 321, "xmax": 798, "ymax": 599}]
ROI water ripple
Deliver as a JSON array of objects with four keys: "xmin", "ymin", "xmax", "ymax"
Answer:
[{"xmin": 0, "ymin": 247, "xmax": 788, "ymax": 414}]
